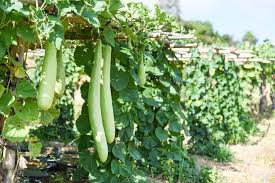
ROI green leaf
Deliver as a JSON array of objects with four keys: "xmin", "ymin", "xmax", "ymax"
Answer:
[
  {"xmin": 1, "ymin": 115, "xmax": 29, "ymax": 142},
  {"xmin": 14, "ymin": 65, "xmax": 26, "ymax": 78},
  {"xmin": 143, "ymin": 136, "xmax": 158, "ymax": 149},
  {"xmin": 16, "ymin": 25, "xmax": 35, "ymax": 43},
  {"xmin": 89, "ymin": 169, "xmax": 110, "ymax": 183},
  {"xmin": 0, "ymin": 42, "xmax": 5, "ymax": 59},
  {"xmin": 128, "ymin": 143, "xmax": 142, "ymax": 160},
  {"xmin": 4, "ymin": 1, "xmax": 23, "ymax": 13},
  {"xmin": 108, "ymin": 0, "xmax": 123, "ymax": 13},
  {"xmin": 14, "ymin": 100, "xmax": 39, "ymax": 121},
  {"xmin": 146, "ymin": 65, "xmax": 163, "ymax": 76},
  {"xmin": 155, "ymin": 127, "xmax": 169, "ymax": 141},
  {"xmin": 16, "ymin": 80, "xmax": 36, "ymax": 98},
  {"xmin": 48, "ymin": 16, "xmax": 64, "ymax": 49},
  {"xmin": 74, "ymin": 43, "xmax": 93, "ymax": 74},
  {"xmin": 0, "ymin": 84, "xmax": 5, "ymax": 98},
  {"xmin": 40, "ymin": 108, "xmax": 60, "ymax": 125},
  {"xmin": 111, "ymin": 160, "xmax": 130, "ymax": 176},
  {"xmin": 169, "ymin": 117, "xmax": 183, "ymax": 132},
  {"xmin": 130, "ymin": 170, "xmax": 147, "ymax": 183},
  {"xmin": 76, "ymin": 105, "xmax": 91, "ymax": 134},
  {"xmin": 111, "ymin": 68, "xmax": 129, "ymax": 91},
  {"xmin": 79, "ymin": 151, "xmax": 98, "ymax": 173},
  {"xmin": 111, "ymin": 159, "xmax": 120, "ymax": 174},
  {"xmin": 0, "ymin": 92, "xmax": 15, "ymax": 115},
  {"xmin": 145, "ymin": 110, "xmax": 154, "ymax": 123},
  {"xmin": 73, "ymin": 166, "xmax": 88, "ymax": 182},
  {"xmin": 142, "ymin": 88, "xmax": 163, "ymax": 107},
  {"xmin": 80, "ymin": 82, "xmax": 90, "ymax": 99},
  {"xmin": 109, "ymin": 176, "xmax": 120, "ymax": 183},
  {"xmin": 82, "ymin": 11, "xmax": 100, "ymax": 28},
  {"xmin": 119, "ymin": 88, "xmax": 139, "ymax": 102},
  {"xmin": 167, "ymin": 85, "xmax": 177, "ymax": 95},
  {"xmin": 28, "ymin": 142, "xmax": 42, "ymax": 158},
  {"xmin": 112, "ymin": 143, "xmax": 126, "ymax": 163},
  {"xmin": 156, "ymin": 110, "xmax": 169, "ymax": 126},
  {"xmin": 166, "ymin": 150, "xmax": 182, "ymax": 161},
  {"xmin": 77, "ymin": 135, "xmax": 93, "ymax": 151},
  {"xmin": 115, "ymin": 113, "xmax": 130, "ymax": 129},
  {"xmin": 103, "ymin": 27, "xmax": 115, "ymax": 47},
  {"xmin": 93, "ymin": 1, "xmax": 107, "ymax": 12},
  {"xmin": 120, "ymin": 47, "xmax": 134, "ymax": 61},
  {"xmin": 0, "ymin": 26, "xmax": 16, "ymax": 47}
]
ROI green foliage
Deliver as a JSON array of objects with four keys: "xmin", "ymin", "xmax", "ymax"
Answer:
[
  {"xmin": 242, "ymin": 31, "xmax": 258, "ymax": 45},
  {"xmin": 182, "ymin": 20, "xmax": 236, "ymax": 45},
  {"xmin": 182, "ymin": 51, "xmax": 257, "ymax": 159},
  {"xmin": 0, "ymin": 0, "xmax": 273, "ymax": 182},
  {"xmin": 28, "ymin": 141, "xmax": 43, "ymax": 158},
  {"xmin": 199, "ymin": 166, "xmax": 218, "ymax": 183},
  {"xmin": 75, "ymin": 37, "xmax": 191, "ymax": 181}
]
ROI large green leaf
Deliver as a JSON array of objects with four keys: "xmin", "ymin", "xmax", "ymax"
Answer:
[
  {"xmin": 128, "ymin": 143, "xmax": 142, "ymax": 160},
  {"xmin": 74, "ymin": 43, "xmax": 93, "ymax": 74},
  {"xmin": 111, "ymin": 160, "xmax": 130, "ymax": 177},
  {"xmin": 76, "ymin": 104, "xmax": 91, "ymax": 134},
  {"xmin": 169, "ymin": 118, "xmax": 182, "ymax": 132},
  {"xmin": 14, "ymin": 100, "xmax": 39, "ymax": 121},
  {"xmin": 82, "ymin": 11, "xmax": 100, "ymax": 27},
  {"xmin": 16, "ymin": 24, "xmax": 35, "ymax": 43},
  {"xmin": 143, "ymin": 136, "xmax": 158, "ymax": 149},
  {"xmin": 111, "ymin": 68, "xmax": 129, "ymax": 91},
  {"xmin": 0, "ymin": 92, "xmax": 15, "ymax": 115},
  {"xmin": 112, "ymin": 143, "xmax": 126, "ymax": 163},
  {"xmin": 16, "ymin": 80, "xmax": 36, "ymax": 98},
  {"xmin": 40, "ymin": 108, "xmax": 60, "ymax": 125},
  {"xmin": 93, "ymin": 1, "xmax": 107, "ymax": 12},
  {"xmin": 28, "ymin": 142, "xmax": 42, "ymax": 158},
  {"xmin": 0, "ymin": 26, "xmax": 16, "ymax": 47},
  {"xmin": 103, "ymin": 27, "xmax": 115, "ymax": 47},
  {"xmin": 108, "ymin": 0, "xmax": 123, "ymax": 13},
  {"xmin": 79, "ymin": 151, "xmax": 98, "ymax": 173},
  {"xmin": 119, "ymin": 88, "xmax": 139, "ymax": 102},
  {"xmin": 156, "ymin": 110, "xmax": 169, "ymax": 126},
  {"xmin": 2, "ymin": 115, "xmax": 29, "ymax": 142},
  {"xmin": 115, "ymin": 113, "xmax": 130, "ymax": 129},
  {"xmin": 155, "ymin": 127, "xmax": 169, "ymax": 142},
  {"xmin": 77, "ymin": 135, "xmax": 93, "ymax": 151},
  {"xmin": 142, "ymin": 88, "xmax": 163, "ymax": 107}
]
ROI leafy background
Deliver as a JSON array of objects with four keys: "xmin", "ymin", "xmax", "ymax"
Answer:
[{"xmin": 0, "ymin": 0, "xmax": 274, "ymax": 182}]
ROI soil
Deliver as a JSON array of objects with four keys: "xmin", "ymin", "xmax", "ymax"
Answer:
[{"xmin": 195, "ymin": 114, "xmax": 275, "ymax": 183}]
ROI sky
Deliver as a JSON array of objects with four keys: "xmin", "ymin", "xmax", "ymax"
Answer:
[{"xmin": 137, "ymin": 0, "xmax": 275, "ymax": 43}]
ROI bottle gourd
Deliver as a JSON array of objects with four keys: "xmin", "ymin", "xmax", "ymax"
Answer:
[
  {"xmin": 37, "ymin": 41, "xmax": 57, "ymax": 110},
  {"xmin": 100, "ymin": 45, "xmax": 115, "ymax": 144},
  {"xmin": 88, "ymin": 39, "xmax": 108, "ymax": 162}
]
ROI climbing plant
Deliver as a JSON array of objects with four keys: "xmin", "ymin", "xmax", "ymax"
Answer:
[
  {"xmin": 182, "ymin": 50, "xmax": 258, "ymax": 161},
  {"xmin": 0, "ymin": 0, "xmax": 273, "ymax": 182}
]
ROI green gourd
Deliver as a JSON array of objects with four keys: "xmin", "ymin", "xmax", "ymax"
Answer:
[
  {"xmin": 37, "ymin": 41, "xmax": 57, "ymax": 110},
  {"xmin": 55, "ymin": 46, "xmax": 66, "ymax": 96},
  {"xmin": 88, "ymin": 39, "xmax": 108, "ymax": 162},
  {"xmin": 100, "ymin": 45, "xmax": 115, "ymax": 144}
]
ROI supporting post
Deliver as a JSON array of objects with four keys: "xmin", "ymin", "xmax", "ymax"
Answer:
[{"xmin": 2, "ymin": 144, "xmax": 17, "ymax": 183}]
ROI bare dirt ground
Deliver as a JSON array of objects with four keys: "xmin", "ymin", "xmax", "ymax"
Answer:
[{"xmin": 196, "ymin": 114, "xmax": 275, "ymax": 183}]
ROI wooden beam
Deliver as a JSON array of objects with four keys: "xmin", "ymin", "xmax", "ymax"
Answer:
[{"xmin": 168, "ymin": 43, "xmax": 198, "ymax": 48}]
